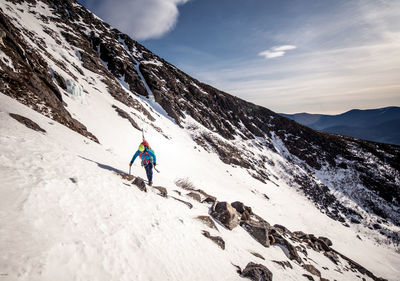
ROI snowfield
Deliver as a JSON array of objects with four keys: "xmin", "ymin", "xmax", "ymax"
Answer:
[{"xmin": 1, "ymin": 92, "xmax": 399, "ymax": 281}]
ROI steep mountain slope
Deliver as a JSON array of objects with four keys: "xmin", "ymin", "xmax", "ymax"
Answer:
[
  {"xmin": 282, "ymin": 107, "xmax": 400, "ymax": 145},
  {"xmin": 1, "ymin": 0, "xmax": 400, "ymax": 280}
]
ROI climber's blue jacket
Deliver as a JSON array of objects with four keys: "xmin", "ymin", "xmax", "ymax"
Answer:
[{"xmin": 131, "ymin": 148, "xmax": 156, "ymax": 165}]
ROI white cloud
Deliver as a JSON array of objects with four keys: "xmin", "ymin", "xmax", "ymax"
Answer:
[
  {"xmin": 85, "ymin": 0, "xmax": 189, "ymax": 40},
  {"xmin": 258, "ymin": 50, "xmax": 285, "ymax": 58},
  {"xmin": 273, "ymin": 45, "xmax": 297, "ymax": 51},
  {"xmin": 258, "ymin": 45, "xmax": 296, "ymax": 59}
]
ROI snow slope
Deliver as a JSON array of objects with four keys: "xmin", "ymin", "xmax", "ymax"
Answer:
[{"xmin": 1, "ymin": 92, "xmax": 399, "ymax": 281}]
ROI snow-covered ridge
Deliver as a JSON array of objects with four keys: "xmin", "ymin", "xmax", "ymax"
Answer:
[{"xmin": 1, "ymin": 0, "xmax": 400, "ymax": 280}]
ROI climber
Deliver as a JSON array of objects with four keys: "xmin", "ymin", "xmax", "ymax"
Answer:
[{"xmin": 129, "ymin": 144, "xmax": 157, "ymax": 186}]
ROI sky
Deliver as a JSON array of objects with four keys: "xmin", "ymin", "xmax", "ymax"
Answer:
[{"xmin": 78, "ymin": 0, "xmax": 400, "ymax": 114}]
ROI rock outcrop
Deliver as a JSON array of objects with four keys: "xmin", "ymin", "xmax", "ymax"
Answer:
[{"xmin": 211, "ymin": 202, "xmax": 240, "ymax": 230}]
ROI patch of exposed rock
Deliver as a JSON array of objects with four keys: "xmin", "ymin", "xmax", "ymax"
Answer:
[
  {"xmin": 201, "ymin": 230, "xmax": 225, "ymax": 250},
  {"xmin": 9, "ymin": 113, "xmax": 46, "ymax": 133},
  {"xmin": 196, "ymin": 216, "xmax": 218, "ymax": 231}
]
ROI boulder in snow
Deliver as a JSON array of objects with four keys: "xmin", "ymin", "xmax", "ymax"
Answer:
[
  {"xmin": 241, "ymin": 220, "xmax": 272, "ymax": 247},
  {"xmin": 231, "ymin": 201, "xmax": 252, "ymax": 215},
  {"xmin": 211, "ymin": 201, "xmax": 239, "ymax": 230},
  {"xmin": 132, "ymin": 177, "xmax": 147, "ymax": 192},
  {"xmin": 240, "ymin": 262, "xmax": 273, "ymax": 281}
]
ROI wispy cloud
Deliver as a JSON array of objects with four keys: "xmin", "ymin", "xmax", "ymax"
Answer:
[
  {"xmin": 258, "ymin": 45, "xmax": 296, "ymax": 59},
  {"xmin": 84, "ymin": 0, "xmax": 190, "ymax": 40}
]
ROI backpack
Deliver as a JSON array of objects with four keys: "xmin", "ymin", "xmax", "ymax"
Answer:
[
  {"xmin": 140, "ymin": 141, "xmax": 154, "ymax": 166},
  {"xmin": 141, "ymin": 141, "xmax": 154, "ymax": 153}
]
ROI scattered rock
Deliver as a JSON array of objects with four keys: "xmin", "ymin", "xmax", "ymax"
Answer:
[
  {"xmin": 187, "ymin": 192, "xmax": 201, "ymax": 202},
  {"xmin": 318, "ymin": 236, "xmax": 333, "ymax": 247},
  {"xmin": 69, "ymin": 177, "xmax": 77, "ymax": 183},
  {"xmin": 132, "ymin": 177, "xmax": 147, "ymax": 192},
  {"xmin": 202, "ymin": 230, "xmax": 225, "ymax": 250},
  {"xmin": 152, "ymin": 186, "xmax": 168, "ymax": 197},
  {"xmin": 241, "ymin": 210, "xmax": 251, "ymax": 221},
  {"xmin": 211, "ymin": 201, "xmax": 239, "ymax": 230},
  {"xmin": 202, "ymin": 196, "xmax": 216, "ymax": 204},
  {"xmin": 171, "ymin": 196, "xmax": 193, "ymax": 209},
  {"xmin": 240, "ymin": 262, "xmax": 273, "ymax": 281},
  {"xmin": 302, "ymin": 264, "xmax": 321, "ymax": 277},
  {"xmin": 272, "ymin": 224, "xmax": 291, "ymax": 235},
  {"xmin": 196, "ymin": 216, "xmax": 218, "ymax": 230},
  {"xmin": 272, "ymin": 260, "xmax": 292, "ymax": 269},
  {"xmin": 293, "ymin": 231, "xmax": 307, "ymax": 239},
  {"xmin": 373, "ymin": 223, "xmax": 382, "ymax": 230},
  {"xmin": 241, "ymin": 221, "xmax": 271, "ymax": 247},
  {"xmin": 315, "ymin": 239, "xmax": 331, "ymax": 252},
  {"xmin": 250, "ymin": 252, "xmax": 265, "ymax": 260},
  {"xmin": 9, "ymin": 113, "xmax": 46, "ymax": 133},
  {"xmin": 271, "ymin": 232, "xmax": 302, "ymax": 264},
  {"xmin": 112, "ymin": 105, "xmax": 140, "ymax": 130},
  {"xmin": 116, "ymin": 172, "xmax": 134, "ymax": 181},
  {"xmin": 302, "ymin": 274, "xmax": 315, "ymax": 280},
  {"xmin": 324, "ymin": 251, "xmax": 339, "ymax": 264},
  {"xmin": 231, "ymin": 201, "xmax": 252, "ymax": 214}
]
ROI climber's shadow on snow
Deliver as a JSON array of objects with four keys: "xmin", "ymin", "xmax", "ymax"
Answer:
[{"xmin": 79, "ymin": 156, "xmax": 127, "ymax": 174}]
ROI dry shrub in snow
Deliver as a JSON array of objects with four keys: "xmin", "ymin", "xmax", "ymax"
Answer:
[{"xmin": 175, "ymin": 178, "xmax": 196, "ymax": 191}]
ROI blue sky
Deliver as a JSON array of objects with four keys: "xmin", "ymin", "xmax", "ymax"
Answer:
[{"xmin": 78, "ymin": 0, "xmax": 400, "ymax": 114}]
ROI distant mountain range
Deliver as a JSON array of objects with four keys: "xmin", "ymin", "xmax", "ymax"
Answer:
[{"xmin": 281, "ymin": 107, "xmax": 400, "ymax": 145}]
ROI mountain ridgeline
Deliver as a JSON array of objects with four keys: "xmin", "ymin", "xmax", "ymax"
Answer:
[
  {"xmin": 282, "ymin": 107, "xmax": 400, "ymax": 146},
  {"xmin": 0, "ymin": 0, "xmax": 399, "ymax": 247}
]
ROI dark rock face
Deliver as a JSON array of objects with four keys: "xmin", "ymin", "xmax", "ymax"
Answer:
[
  {"xmin": 201, "ymin": 230, "xmax": 225, "ymax": 250},
  {"xmin": 211, "ymin": 202, "xmax": 239, "ymax": 230},
  {"xmin": 240, "ymin": 262, "xmax": 273, "ymax": 281},
  {"xmin": 132, "ymin": 177, "xmax": 146, "ymax": 192},
  {"xmin": 0, "ymin": 9, "xmax": 99, "ymax": 143},
  {"xmin": 9, "ymin": 113, "xmax": 46, "ymax": 133}
]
